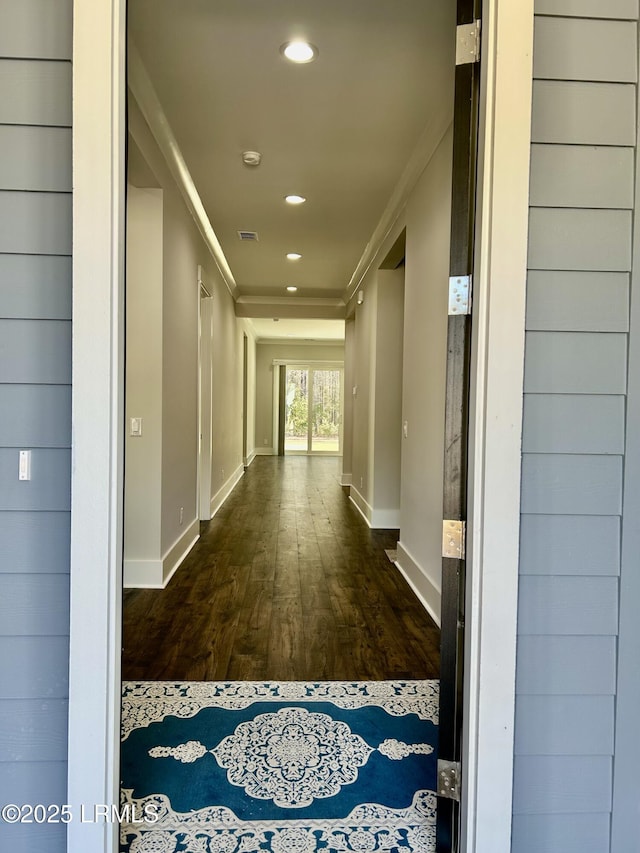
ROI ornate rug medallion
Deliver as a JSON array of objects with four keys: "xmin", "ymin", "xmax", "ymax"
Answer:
[{"xmin": 120, "ymin": 681, "xmax": 439, "ymax": 853}]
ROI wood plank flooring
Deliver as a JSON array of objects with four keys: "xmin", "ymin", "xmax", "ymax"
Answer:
[{"xmin": 122, "ymin": 457, "xmax": 440, "ymax": 682}]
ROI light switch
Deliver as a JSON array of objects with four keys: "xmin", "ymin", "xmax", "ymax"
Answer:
[
  {"xmin": 19, "ymin": 450, "xmax": 31, "ymax": 481},
  {"xmin": 130, "ymin": 417, "xmax": 143, "ymax": 437}
]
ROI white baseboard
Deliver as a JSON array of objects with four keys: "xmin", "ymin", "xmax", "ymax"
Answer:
[
  {"xmin": 210, "ymin": 463, "xmax": 245, "ymax": 518},
  {"xmin": 162, "ymin": 518, "xmax": 200, "ymax": 586},
  {"xmin": 349, "ymin": 486, "xmax": 372, "ymax": 526},
  {"xmin": 244, "ymin": 449, "xmax": 257, "ymax": 467},
  {"xmin": 123, "ymin": 558, "xmax": 163, "ymax": 588},
  {"xmin": 124, "ymin": 516, "xmax": 200, "ymax": 589},
  {"xmin": 254, "ymin": 447, "xmax": 275, "ymax": 456},
  {"xmin": 395, "ymin": 540, "xmax": 441, "ymax": 626},
  {"xmin": 349, "ymin": 486, "xmax": 400, "ymax": 529},
  {"xmin": 372, "ymin": 507, "xmax": 400, "ymax": 528},
  {"xmin": 340, "ymin": 472, "xmax": 352, "ymax": 486}
]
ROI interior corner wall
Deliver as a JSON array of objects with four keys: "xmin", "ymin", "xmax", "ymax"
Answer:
[
  {"xmin": 341, "ymin": 319, "xmax": 356, "ymax": 483},
  {"xmin": 239, "ymin": 321, "xmax": 257, "ymax": 465},
  {"xmin": 398, "ymin": 123, "xmax": 453, "ymax": 620},
  {"xmin": 350, "ymin": 265, "xmax": 404, "ymax": 527},
  {"xmin": 126, "ymin": 95, "xmax": 245, "ymax": 583},
  {"xmin": 254, "ymin": 342, "xmax": 346, "ymax": 452},
  {"xmin": 351, "ymin": 276, "xmax": 378, "ymax": 511},
  {"xmin": 124, "ymin": 185, "xmax": 163, "ymax": 565},
  {"xmin": 372, "ymin": 269, "xmax": 405, "ymax": 525}
]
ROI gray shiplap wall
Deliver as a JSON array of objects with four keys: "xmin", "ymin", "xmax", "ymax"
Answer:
[
  {"xmin": 514, "ymin": 5, "xmax": 637, "ymax": 852},
  {"xmin": 0, "ymin": 2, "xmax": 72, "ymax": 851}
]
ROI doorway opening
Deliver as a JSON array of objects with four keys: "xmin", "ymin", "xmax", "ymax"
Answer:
[
  {"xmin": 120, "ymin": 0, "xmax": 459, "ymax": 850},
  {"xmin": 283, "ymin": 365, "xmax": 343, "ymax": 455}
]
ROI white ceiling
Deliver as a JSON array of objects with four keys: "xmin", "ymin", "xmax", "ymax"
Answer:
[{"xmin": 128, "ymin": 0, "xmax": 456, "ymax": 312}]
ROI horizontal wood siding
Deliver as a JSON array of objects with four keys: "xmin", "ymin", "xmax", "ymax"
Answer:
[
  {"xmin": 512, "ymin": 813, "xmax": 611, "ymax": 853},
  {"xmin": 0, "ymin": 2, "xmax": 72, "ymax": 848},
  {"xmin": 526, "ymin": 270, "xmax": 629, "ymax": 333},
  {"xmin": 515, "ymin": 8, "xmax": 636, "ymax": 851},
  {"xmin": 534, "ymin": 0, "xmax": 638, "ymax": 18}
]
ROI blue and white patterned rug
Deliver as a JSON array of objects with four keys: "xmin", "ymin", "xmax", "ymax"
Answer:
[{"xmin": 120, "ymin": 681, "xmax": 439, "ymax": 853}]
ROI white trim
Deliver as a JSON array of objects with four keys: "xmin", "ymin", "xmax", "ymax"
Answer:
[
  {"xmin": 68, "ymin": 3, "xmax": 532, "ymax": 852},
  {"xmin": 161, "ymin": 518, "xmax": 200, "ymax": 585},
  {"xmin": 209, "ymin": 464, "xmax": 245, "ymax": 518},
  {"xmin": 395, "ymin": 541, "xmax": 441, "ymax": 626},
  {"xmin": 349, "ymin": 490, "xmax": 372, "ymax": 526},
  {"xmin": 245, "ymin": 449, "xmax": 257, "ymax": 467},
  {"xmin": 258, "ymin": 338, "xmax": 346, "ymax": 346},
  {"xmin": 345, "ymin": 102, "xmax": 453, "ymax": 302},
  {"xmin": 271, "ymin": 359, "xmax": 344, "ymax": 367},
  {"xmin": 128, "ymin": 44, "xmax": 237, "ymax": 298},
  {"xmin": 198, "ymin": 288, "xmax": 214, "ymax": 521},
  {"xmin": 461, "ymin": 2, "xmax": 533, "ymax": 851},
  {"xmin": 122, "ymin": 558, "xmax": 162, "ymax": 588},
  {"xmin": 69, "ymin": 2, "xmax": 125, "ymax": 851},
  {"xmin": 348, "ymin": 486, "xmax": 400, "ymax": 530},
  {"xmin": 340, "ymin": 472, "xmax": 352, "ymax": 486},
  {"xmin": 254, "ymin": 447, "xmax": 276, "ymax": 456},
  {"xmin": 123, "ymin": 517, "xmax": 200, "ymax": 588},
  {"xmin": 372, "ymin": 508, "xmax": 400, "ymax": 528}
]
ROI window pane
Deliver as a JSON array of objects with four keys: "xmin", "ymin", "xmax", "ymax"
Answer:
[
  {"xmin": 311, "ymin": 369, "xmax": 341, "ymax": 453},
  {"xmin": 284, "ymin": 368, "xmax": 308, "ymax": 452}
]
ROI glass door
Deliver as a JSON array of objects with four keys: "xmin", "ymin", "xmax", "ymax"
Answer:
[
  {"xmin": 284, "ymin": 366, "xmax": 342, "ymax": 455},
  {"xmin": 311, "ymin": 368, "xmax": 341, "ymax": 453},
  {"xmin": 284, "ymin": 368, "xmax": 309, "ymax": 453}
]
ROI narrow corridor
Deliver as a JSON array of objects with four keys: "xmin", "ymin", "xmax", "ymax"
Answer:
[{"xmin": 122, "ymin": 457, "xmax": 440, "ymax": 682}]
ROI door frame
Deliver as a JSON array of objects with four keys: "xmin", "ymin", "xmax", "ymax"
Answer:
[
  {"xmin": 68, "ymin": 2, "xmax": 533, "ymax": 851},
  {"xmin": 198, "ymin": 269, "xmax": 213, "ymax": 520},
  {"xmin": 278, "ymin": 362, "xmax": 344, "ymax": 456}
]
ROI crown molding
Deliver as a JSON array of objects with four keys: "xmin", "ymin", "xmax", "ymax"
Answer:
[
  {"xmin": 345, "ymin": 103, "xmax": 454, "ymax": 305},
  {"xmin": 235, "ymin": 295, "xmax": 347, "ymax": 320},
  {"xmin": 128, "ymin": 41, "xmax": 238, "ymax": 298}
]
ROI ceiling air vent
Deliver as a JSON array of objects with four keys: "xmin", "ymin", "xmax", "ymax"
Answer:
[{"xmin": 237, "ymin": 230, "xmax": 259, "ymax": 242}]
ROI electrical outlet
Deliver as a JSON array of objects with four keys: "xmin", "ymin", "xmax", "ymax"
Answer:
[
  {"xmin": 360, "ymin": 476, "xmax": 363, "ymax": 489},
  {"xmin": 221, "ymin": 468, "xmax": 225, "ymax": 480},
  {"xmin": 179, "ymin": 506, "xmax": 184, "ymax": 525}
]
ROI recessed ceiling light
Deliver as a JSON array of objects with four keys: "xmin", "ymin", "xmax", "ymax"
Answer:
[
  {"xmin": 286, "ymin": 286, "xmax": 298, "ymax": 292},
  {"xmin": 286, "ymin": 253, "xmax": 302, "ymax": 261},
  {"xmin": 285, "ymin": 195, "xmax": 306, "ymax": 205},
  {"xmin": 281, "ymin": 41, "xmax": 318, "ymax": 64}
]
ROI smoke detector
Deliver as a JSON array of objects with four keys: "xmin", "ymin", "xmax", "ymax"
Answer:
[{"xmin": 242, "ymin": 151, "xmax": 262, "ymax": 167}]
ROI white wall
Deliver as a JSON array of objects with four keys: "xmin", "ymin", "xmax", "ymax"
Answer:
[
  {"xmin": 124, "ymin": 185, "xmax": 163, "ymax": 565},
  {"xmin": 397, "ymin": 124, "xmax": 452, "ymax": 620},
  {"xmin": 124, "ymin": 94, "xmax": 247, "ymax": 586},
  {"xmin": 347, "ymin": 124, "xmax": 452, "ymax": 620},
  {"xmin": 349, "ymin": 267, "xmax": 405, "ymax": 527},
  {"xmin": 242, "ymin": 326, "xmax": 257, "ymax": 465},
  {"xmin": 373, "ymin": 268, "xmax": 405, "ymax": 524},
  {"xmin": 254, "ymin": 341, "xmax": 345, "ymax": 452},
  {"xmin": 341, "ymin": 319, "xmax": 356, "ymax": 485}
]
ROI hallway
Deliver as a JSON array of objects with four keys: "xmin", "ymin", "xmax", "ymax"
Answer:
[{"xmin": 122, "ymin": 457, "xmax": 440, "ymax": 682}]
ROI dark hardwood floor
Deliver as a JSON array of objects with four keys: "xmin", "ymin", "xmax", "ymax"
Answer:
[{"xmin": 122, "ymin": 457, "xmax": 440, "ymax": 682}]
